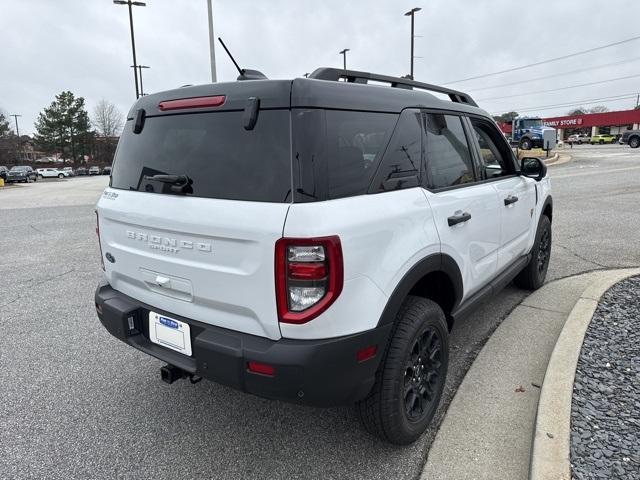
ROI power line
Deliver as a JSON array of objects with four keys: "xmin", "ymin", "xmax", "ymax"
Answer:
[
  {"xmin": 467, "ymin": 57, "xmax": 640, "ymax": 92},
  {"xmin": 491, "ymin": 92, "xmax": 639, "ymax": 115},
  {"xmin": 478, "ymin": 73, "xmax": 640, "ymax": 102},
  {"xmin": 444, "ymin": 34, "xmax": 640, "ymax": 85}
]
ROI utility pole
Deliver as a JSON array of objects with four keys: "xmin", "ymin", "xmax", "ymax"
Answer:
[
  {"xmin": 207, "ymin": 0, "xmax": 217, "ymax": 82},
  {"xmin": 132, "ymin": 65, "xmax": 150, "ymax": 95},
  {"xmin": 339, "ymin": 48, "xmax": 350, "ymax": 70},
  {"xmin": 10, "ymin": 114, "xmax": 22, "ymax": 162},
  {"xmin": 404, "ymin": 7, "xmax": 421, "ymax": 80},
  {"xmin": 114, "ymin": 0, "xmax": 147, "ymax": 99}
]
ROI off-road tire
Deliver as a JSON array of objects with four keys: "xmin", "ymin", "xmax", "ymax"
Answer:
[
  {"xmin": 515, "ymin": 214, "xmax": 552, "ymax": 290},
  {"xmin": 356, "ymin": 296, "xmax": 449, "ymax": 445}
]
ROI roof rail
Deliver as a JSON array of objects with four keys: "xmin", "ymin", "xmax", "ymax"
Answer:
[{"xmin": 308, "ymin": 68, "xmax": 478, "ymax": 107}]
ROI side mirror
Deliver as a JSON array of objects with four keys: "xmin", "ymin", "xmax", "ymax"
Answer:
[{"xmin": 520, "ymin": 157, "xmax": 547, "ymax": 181}]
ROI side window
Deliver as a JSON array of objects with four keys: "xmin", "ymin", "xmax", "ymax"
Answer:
[
  {"xmin": 424, "ymin": 113, "xmax": 475, "ymax": 189},
  {"xmin": 325, "ymin": 110, "xmax": 397, "ymax": 200},
  {"xmin": 369, "ymin": 109, "xmax": 421, "ymax": 193},
  {"xmin": 470, "ymin": 119, "xmax": 516, "ymax": 179}
]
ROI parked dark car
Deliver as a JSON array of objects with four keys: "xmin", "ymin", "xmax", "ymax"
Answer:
[
  {"xmin": 0, "ymin": 166, "xmax": 8, "ymax": 181},
  {"xmin": 102, "ymin": 166, "xmax": 112, "ymax": 175},
  {"xmin": 6, "ymin": 166, "xmax": 37, "ymax": 183},
  {"xmin": 75, "ymin": 167, "xmax": 88, "ymax": 176},
  {"xmin": 619, "ymin": 129, "xmax": 640, "ymax": 148}
]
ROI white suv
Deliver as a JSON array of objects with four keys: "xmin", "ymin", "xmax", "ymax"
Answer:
[
  {"xmin": 95, "ymin": 68, "xmax": 552, "ymax": 445},
  {"xmin": 37, "ymin": 167, "xmax": 68, "ymax": 178}
]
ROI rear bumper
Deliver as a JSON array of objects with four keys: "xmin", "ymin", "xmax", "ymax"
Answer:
[{"xmin": 95, "ymin": 282, "xmax": 392, "ymax": 407}]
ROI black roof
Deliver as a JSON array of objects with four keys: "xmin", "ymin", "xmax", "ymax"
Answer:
[{"xmin": 128, "ymin": 68, "xmax": 488, "ymax": 119}]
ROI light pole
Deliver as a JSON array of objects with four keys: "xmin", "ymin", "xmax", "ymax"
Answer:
[
  {"xmin": 10, "ymin": 114, "xmax": 22, "ymax": 161},
  {"xmin": 404, "ymin": 7, "xmax": 421, "ymax": 80},
  {"xmin": 207, "ymin": 0, "xmax": 217, "ymax": 82},
  {"xmin": 339, "ymin": 48, "xmax": 350, "ymax": 70},
  {"xmin": 132, "ymin": 65, "xmax": 150, "ymax": 95},
  {"xmin": 114, "ymin": 0, "xmax": 146, "ymax": 99}
]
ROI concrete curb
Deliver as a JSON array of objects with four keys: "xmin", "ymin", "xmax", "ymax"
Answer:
[
  {"xmin": 542, "ymin": 153, "xmax": 559, "ymax": 165},
  {"xmin": 529, "ymin": 267, "xmax": 640, "ymax": 480}
]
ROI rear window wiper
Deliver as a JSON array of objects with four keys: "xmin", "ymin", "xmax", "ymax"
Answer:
[{"xmin": 143, "ymin": 174, "xmax": 193, "ymax": 195}]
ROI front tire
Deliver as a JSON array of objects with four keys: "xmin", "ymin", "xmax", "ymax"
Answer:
[
  {"xmin": 515, "ymin": 214, "xmax": 552, "ymax": 290},
  {"xmin": 629, "ymin": 136, "xmax": 640, "ymax": 148},
  {"xmin": 356, "ymin": 296, "xmax": 449, "ymax": 445},
  {"xmin": 519, "ymin": 138, "xmax": 532, "ymax": 150},
  {"xmin": 58, "ymin": 173, "xmax": 64, "ymax": 179}
]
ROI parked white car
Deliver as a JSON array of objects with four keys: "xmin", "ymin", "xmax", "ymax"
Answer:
[
  {"xmin": 37, "ymin": 168, "xmax": 69, "ymax": 179},
  {"xmin": 95, "ymin": 69, "xmax": 553, "ymax": 445}
]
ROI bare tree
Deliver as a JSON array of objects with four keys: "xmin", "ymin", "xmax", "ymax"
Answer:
[{"xmin": 92, "ymin": 99, "xmax": 123, "ymax": 137}]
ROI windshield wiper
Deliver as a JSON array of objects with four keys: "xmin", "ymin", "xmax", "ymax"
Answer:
[{"xmin": 143, "ymin": 174, "xmax": 193, "ymax": 195}]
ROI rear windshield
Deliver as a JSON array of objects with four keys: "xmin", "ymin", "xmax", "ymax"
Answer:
[{"xmin": 111, "ymin": 110, "xmax": 292, "ymax": 202}]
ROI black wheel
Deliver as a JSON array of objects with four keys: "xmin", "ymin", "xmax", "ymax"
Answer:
[
  {"xmin": 599, "ymin": 140, "xmax": 604, "ymax": 145},
  {"xmin": 629, "ymin": 136, "xmax": 640, "ymax": 148},
  {"xmin": 58, "ymin": 173, "xmax": 64, "ymax": 179},
  {"xmin": 519, "ymin": 138, "xmax": 532, "ymax": 150},
  {"xmin": 356, "ymin": 296, "xmax": 448, "ymax": 445},
  {"xmin": 515, "ymin": 215, "xmax": 552, "ymax": 290},
  {"xmin": 578, "ymin": 140, "xmax": 583, "ymax": 144}
]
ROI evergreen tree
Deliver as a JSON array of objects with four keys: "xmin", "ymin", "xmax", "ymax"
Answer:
[{"xmin": 34, "ymin": 91, "xmax": 93, "ymax": 165}]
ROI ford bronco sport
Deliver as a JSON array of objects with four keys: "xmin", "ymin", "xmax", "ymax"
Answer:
[{"xmin": 95, "ymin": 68, "xmax": 552, "ymax": 445}]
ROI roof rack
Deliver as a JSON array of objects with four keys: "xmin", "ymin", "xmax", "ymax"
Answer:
[{"xmin": 308, "ymin": 68, "xmax": 478, "ymax": 107}]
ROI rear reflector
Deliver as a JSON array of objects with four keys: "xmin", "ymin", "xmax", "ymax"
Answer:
[
  {"xmin": 356, "ymin": 345, "xmax": 378, "ymax": 363},
  {"xmin": 158, "ymin": 95, "xmax": 226, "ymax": 111},
  {"xmin": 247, "ymin": 361, "xmax": 276, "ymax": 377}
]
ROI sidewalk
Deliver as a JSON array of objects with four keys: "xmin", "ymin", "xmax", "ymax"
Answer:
[{"xmin": 421, "ymin": 268, "xmax": 640, "ymax": 480}]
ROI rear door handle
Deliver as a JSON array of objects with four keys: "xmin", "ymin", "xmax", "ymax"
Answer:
[
  {"xmin": 504, "ymin": 195, "xmax": 519, "ymax": 206},
  {"xmin": 447, "ymin": 212, "xmax": 471, "ymax": 226}
]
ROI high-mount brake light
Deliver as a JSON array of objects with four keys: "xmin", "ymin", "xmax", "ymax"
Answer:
[
  {"xmin": 275, "ymin": 236, "xmax": 343, "ymax": 324},
  {"xmin": 158, "ymin": 95, "xmax": 226, "ymax": 111},
  {"xmin": 95, "ymin": 211, "xmax": 105, "ymax": 271}
]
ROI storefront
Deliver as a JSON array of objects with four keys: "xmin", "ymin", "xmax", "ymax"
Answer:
[{"xmin": 542, "ymin": 109, "xmax": 640, "ymax": 140}]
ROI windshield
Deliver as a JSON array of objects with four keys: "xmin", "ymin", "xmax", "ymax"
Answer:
[
  {"xmin": 520, "ymin": 119, "xmax": 542, "ymax": 129},
  {"xmin": 111, "ymin": 110, "xmax": 292, "ymax": 202},
  {"xmin": 10, "ymin": 166, "xmax": 27, "ymax": 171}
]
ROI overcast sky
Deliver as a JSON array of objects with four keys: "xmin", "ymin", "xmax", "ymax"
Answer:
[{"xmin": 2, "ymin": 0, "xmax": 640, "ymax": 135}]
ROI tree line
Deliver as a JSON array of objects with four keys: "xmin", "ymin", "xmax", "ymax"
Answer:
[{"xmin": 0, "ymin": 92, "xmax": 124, "ymax": 167}]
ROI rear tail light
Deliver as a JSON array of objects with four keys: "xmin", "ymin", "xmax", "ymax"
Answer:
[
  {"xmin": 275, "ymin": 236, "xmax": 343, "ymax": 324},
  {"xmin": 95, "ymin": 211, "xmax": 105, "ymax": 271}
]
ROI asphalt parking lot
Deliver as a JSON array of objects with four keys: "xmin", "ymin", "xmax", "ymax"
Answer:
[{"xmin": 1, "ymin": 145, "xmax": 639, "ymax": 480}]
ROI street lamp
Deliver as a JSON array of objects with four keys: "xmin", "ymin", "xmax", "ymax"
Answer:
[
  {"xmin": 114, "ymin": 0, "xmax": 146, "ymax": 99},
  {"xmin": 10, "ymin": 114, "xmax": 22, "ymax": 162},
  {"xmin": 404, "ymin": 7, "xmax": 421, "ymax": 80},
  {"xmin": 339, "ymin": 48, "xmax": 350, "ymax": 70},
  {"xmin": 206, "ymin": 0, "xmax": 217, "ymax": 82},
  {"xmin": 131, "ymin": 65, "xmax": 150, "ymax": 95}
]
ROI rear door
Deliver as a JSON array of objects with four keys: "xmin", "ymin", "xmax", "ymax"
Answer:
[
  {"xmin": 467, "ymin": 117, "xmax": 536, "ymax": 272},
  {"xmin": 97, "ymin": 108, "xmax": 293, "ymax": 340},
  {"xmin": 421, "ymin": 112, "xmax": 501, "ymax": 300}
]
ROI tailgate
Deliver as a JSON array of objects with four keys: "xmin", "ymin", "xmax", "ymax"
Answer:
[{"xmin": 97, "ymin": 189, "xmax": 288, "ymax": 340}]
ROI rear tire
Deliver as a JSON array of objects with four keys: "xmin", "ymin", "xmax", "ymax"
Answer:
[
  {"xmin": 515, "ymin": 214, "xmax": 552, "ymax": 290},
  {"xmin": 629, "ymin": 136, "xmax": 640, "ymax": 148},
  {"xmin": 356, "ymin": 296, "xmax": 449, "ymax": 445}
]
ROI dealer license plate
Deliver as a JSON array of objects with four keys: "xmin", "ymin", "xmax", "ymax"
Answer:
[{"xmin": 148, "ymin": 311, "xmax": 192, "ymax": 356}]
